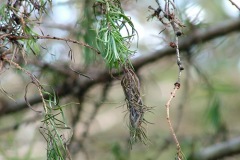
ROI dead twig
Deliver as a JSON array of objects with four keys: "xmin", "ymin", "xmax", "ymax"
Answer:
[
  {"xmin": 150, "ymin": 1, "xmax": 185, "ymax": 158},
  {"xmin": 1, "ymin": 55, "xmax": 47, "ymax": 113},
  {"xmin": 0, "ymin": 34, "xmax": 100, "ymax": 54},
  {"xmin": 228, "ymin": 0, "xmax": 240, "ymax": 10},
  {"xmin": 148, "ymin": 1, "xmax": 185, "ymax": 36},
  {"xmin": 175, "ymin": 36, "xmax": 184, "ymax": 84},
  {"xmin": 165, "ymin": 82, "xmax": 184, "ymax": 160}
]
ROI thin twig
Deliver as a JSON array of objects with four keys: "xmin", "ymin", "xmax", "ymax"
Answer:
[
  {"xmin": 165, "ymin": 83, "xmax": 183, "ymax": 159},
  {"xmin": 69, "ymin": 65, "xmax": 93, "ymax": 80},
  {"xmin": 174, "ymin": 65, "xmax": 189, "ymax": 132},
  {"xmin": 157, "ymin": 2, "xmax": 185, "ymax": 158},
  {"xmin": 175, "ymin": 36, "xmax": 184, "ymax": 84},
  {"xmin": 229, "ymin": 0, "xmax": 240, "ymax": 10},
  {"xmin": 149, "ymin": 1, "xmax": 184, "ymax": 36},
  {"xmin": 1, "ymin": 34, "xmax": 100, "ymax": 54},
  {"xmin": 2, "ymin": 57, "xmax": 47, "ymax": 113}
]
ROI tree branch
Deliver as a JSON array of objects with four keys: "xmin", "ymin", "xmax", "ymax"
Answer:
[
  {"xmin": 133, "ymin": 19, "xmax": 240, "ymax": 69},
  {"xmin": 229, "ymin": 0, "xmax": 240, "ymax": 10},
  {"xmin": 1, "ymin": 19, "xmax": 240, "ymax": 116},
  {"xmin": 1, "ymin": 34, "xmax": 100, "ymax": 54},
  {"xmin": 190, "ymin": 136, "xmax": 240, "ymax": 160}
]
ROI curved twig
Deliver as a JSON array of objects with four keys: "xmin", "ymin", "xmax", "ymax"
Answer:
[{"xmin": 165, "ymin": 83, "xmax": 184, "ymax": 159}]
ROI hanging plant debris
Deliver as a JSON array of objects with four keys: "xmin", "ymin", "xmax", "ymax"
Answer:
[
  {"xmin": 94, "ymin": 0, "xmax": 149, "ymax": 147},
  {"xmin": 121, "ymin": 64, "xmax": 150, "ymax": 147}
]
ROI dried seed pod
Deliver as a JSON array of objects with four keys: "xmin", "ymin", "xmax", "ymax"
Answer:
[{"xmin": 169, "ymin": 42, "xmax": 177, "ymax": 48}]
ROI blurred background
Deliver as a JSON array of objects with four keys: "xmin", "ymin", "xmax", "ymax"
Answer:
[{"xmin": 0, "ymin": 0, "xmax": 240, "ymax": 159}]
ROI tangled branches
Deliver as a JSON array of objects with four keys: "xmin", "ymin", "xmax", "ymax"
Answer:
[
  {"xmin": 0, "ymin": 0, "xmax": 51, "ymax": 36},
  {"xmin": 0, "ymin": 52, "xmax": 73, "ymax": 160},
  {"xmin": 0, "ymin": 0, "xmax": 52, "ymax": 64},
  {"xmin": 0, "ymin": 1, "xmax": 79, "ymax": 159},
  {"xmin": 148, "ymin": 0, "xmax": 185, "ymax": 82},
  {"xmin": 148, "ymin": 0, "xmax": 185, "ymax": 36},
  {"xmin": 0, "ymin": 0, "xmax": 99, "ymax": 60}
]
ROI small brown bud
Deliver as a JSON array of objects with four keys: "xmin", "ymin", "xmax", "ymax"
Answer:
[
  {"xmin": 169, "ymin": 42, "xmax": 177, "ymax": 48},
  {"xmin": 174, "ymin": 82, "xmax": 181, "ymax": 89}
]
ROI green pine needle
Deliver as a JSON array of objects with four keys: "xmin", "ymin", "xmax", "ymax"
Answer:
[{"xmin": 95, "ymin": 0, "xmax": 137, "ymax": 68}]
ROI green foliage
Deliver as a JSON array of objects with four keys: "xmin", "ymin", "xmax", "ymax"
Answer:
[
  {"xmin": 95, "ymin": 0, "xmax": 137, "ymax": 68},
  {"xmin": 212, "ymin": 82, "xmax": 240, "ymax": 93},
  {"xmin": 25, "ymin": 38, "xmax": 41, "ymax": 55},
  {"xmin": 77, "ymin": 0, "xmax": 98, "ymax": 64},
  {"xmin": 129, "ymin": 126, "xmax": 148, "ymax": 147},
  {"xmin": 206, "ymin": 96, "xmax": 223, "ymax": 132},
  {"xmin": 111, "ymin": 143, "xmax": 129, "ymax": 160},
  {"xmin": 0, "ymin": 0, "xmax": 49, "ymax": 56},
  {"xmin": 1, "ymin": 1, "xmax": 72, "ymax": 159},
  {"xmin": 40, "ymin": 87, "xmax": 72, "ymax": 160},
  {"xmin": 0, "ymin": 132, "xmax": 40, "ymax": 160},
  {"xmin": 0, "ymin": 0, "xmax": 51, "ymax": 35}
]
